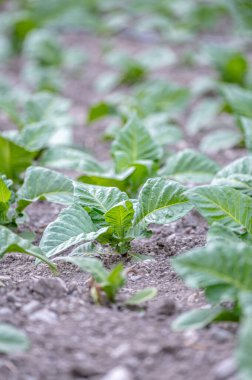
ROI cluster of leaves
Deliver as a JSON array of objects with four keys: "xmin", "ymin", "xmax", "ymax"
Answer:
[{"xmin": 39, "ymin": 177, "xmax": 192, "ymax": 257}]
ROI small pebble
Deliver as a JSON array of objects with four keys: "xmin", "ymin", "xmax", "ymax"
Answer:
[
  {"xmin": 22, "ymin": 300, "xmax": 40, "ymax": 315},
  {"xmin": 101, "ymin": 366, "xmax": 133, "ymax": 380},
  {"xmin": 30, "ymin": 277, "xmax": 67, "ymax": 298},
  {"xmin": 29, "ymin": 308, "xmax": 58, "ymax": 324},
  {"xmin": 214, "ymin": 358, "xmax": 237, "ymax": 379}
]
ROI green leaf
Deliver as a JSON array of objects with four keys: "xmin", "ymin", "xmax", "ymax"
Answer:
[
  {"xmin": 172, "ymin": 306, "xmax": 228, "ymax": 331},
  {"xmin": 23, "ymin": 92, "xmax": 71, "ymax": 126},
  {"xmin": 133, "ymin": 178, "xmax": 193, "ymax": 232},
  {"xmin": 0, "ymin": 176, "xmax": 11, "ymax": 203},
  {"xmin": 17, "ymin": 166, "xmax": 74, "ymax": 211},
  {"xmin": 0, "ymin": 176, "xmax": 11, "ymax": 224},
  {"xmin": 150, "ymin": 124, "xmax": 182, "ymax": 146},
  {"xmin": 213, "ymin": 157, "xmax": 252, "ymax": 196},
  {"xmin": 144, "ymin": 113, "xmax": 182, "ymax": 145},
  {"xmin": 69, "ymin": 241, "xmax": 100, "ymax": 257},
  {"xmin": 160, "ymin": 149, "xmax": 219, "ymax": 183},
  {"xmin": 15, "ymin": 121, "xmax": 57, "ymax": 151},
  {"xmin": 40, "ymin": 204, "xmax": 108, "ymax": 257},
  {"xmin": 74, "ymin": 182, "xmax": 128, "ymax": 217},
  {"xmin": 222, "ymin": 85, "xmax": 252, "ymax": 119},
  {"xmin": 103, "ymin": 263, "xmax": 126, "ymax": 301},
  {"xmin": 87, "ymin": 101, "xmax": 118, "ymax": 123},
  {"xmin": 23, "ymin": 29, "xmax": 64, "ymax": 67},
  {"xmin": 200, "ymin": 129, "xmax": 242, "ymax": 153},
  {"xmin": 186, "ymin": 185, "xmax": 252, "ymax": 233},
  {"xmin": 134, "ymin": 80, "xmax": 189, "ymax": 117},
  {"xmin": 238, "ymin": 117, "xmax": 252, "ymax": 151},
  {"xmin": 186, "ymin": 99, "xmax": 220, "ymax": 136},
  {"xmin": 126, "ymin": 287, "xmax": 157, "ymax": 305},
  {"xmin": 111, "ymin": 116, "xmax": 163, "ymax": 172},
  {"xmin": 236, "ymin": 317, "xmax": 252, "ymax": 380},
  {"xmin": 207, "ymin": 223, "xmax": 245, "ymax": 246},
  {"xmin": 210, "ymin": 48, "xmax": 248, "ymax": 85},
  {"xmin": 105, "ymin": 200, "xmax": 134, "ymax": 240},
  {"xmin": 65, "ymin": 257, "xmax": 108, "ymax": 283},
  {"xmin": 0, "ymin": 323, "xmax": 29, "ymax": 354},
  {"xmin": 40, "ymin": 146, "xmax": 103, "ymax": 173},
  {"xmin": 172, "ymin": 242, "xmax": 252, "ymax": 291},
  {"xmin": 0, "ymin": 226, "xmax": 57, "ymax": 273},
  {"xmin": 78, "ymin": 168, "xmax": 135, "ymax": 192},
  {"xmin": 0, "ymin": 135, "xmax": 35, "ymax": 181},
  {"xmin": 239, "ymin": 292, "xmax": 252, "ymax": 318}
]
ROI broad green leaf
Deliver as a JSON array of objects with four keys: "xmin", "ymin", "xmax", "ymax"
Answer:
[
  {"xmin": 214, "ymin": 157, "xmax": 252, "ymax": 179},
  {"xmin": 200, "ymin": 129, "xmax": 242, "ymax": 153},
  {"xmin": 126, "ymin": 287, "xmax": 157, "ymax": 305},
  {"xmin": 210, "ymin": 48, "xmax": 248, "ymax": 85},
  {"xmin": 40, "ymin": 146, "xmax": 103, "ymax": 173},
  {"xmin": 17, "ymin": 166, "xmax": 74, "ymax": 211},
  {"xmin": 40, "ymin": 204, "xmax": 108, "ymax": 257},
  {"xmin": 0, "ymin": 177, "xmax": 11, "ymax": 224},
  {"xmin": 0, "ymin": 177, "xmax": 11, "ymax": 203},
  {"xmin": 172, "ymin": 306, "xmax": 228, "ymax": 331},
  {"xmin": 172, "ymin": 242, "xmax": 252, "ymax": 291},
  {"xmin": 16, "ymin": 121, "xmax": 57, "ymax": 151},
  {"xmin": 186, "ymin": 185, "xmax": 252, "ymax": 233},
  {"xmin": 149, "ymin": 124, "xmax": 182, "ymax": 146},
  {"xmin": 23, "ymin": 29, "xmax": 64, "ymax": 67},
  {"xmin": 118, "ymin": 59, "xmax": 147, "ymax": 86},
  {"xmin": 222, "ymin": 85, "xmax": 252, "ymax": 119},
  {"xmin": 186, "ymin": 99, "xmax": 220, "ymax": 136},
  {"xmin": 65, "ymin": 257, "xmax": 108, "ymax": 282},
  {"xmin": 0, "ymin": 226, "xmax": 57, "ymax": 273},
  {"xmin": 239, "ymin": 292, "xmax": 252, "ymax": 317},
  {"xmin": 238, "ymin": 117, "xmax": 252, "ymax": 151},
  {"xmin": 228, "ymin": 0, "xmax": 252, "ymax": 29},
  {"xmin": 144, "ymin": 113, "xmax": 182, "ymax": 145},
  {"xmin": 125, "ymin": 160, "xmax": 156, "ymax": 195},
  {"xmin": 105, "ymin": 200, "xmax": 134, "ymax": 239},
  {"xmin": 0, "ymin": 135, "xmax": 35, "ymax": 181},
  {"xmin": 78, "ymin": 168, "xmax": 135, "ymax": 192},
  {"xmin": 160, "ymin": 149, "xmax": 219, "ymax": 183},
  {"xmin": 23, "ymin": 92, "xmax": 71, "ymax": 126},
  {"xmin": 74, "ymin": 182, "xmax": 128, "ymax": 216},
  {"xmin": 236, "ymin": 317, "xmax": 252, "ymax": 380},
  {"xmin": 213, "ymin": 157, "xmax": 252, "ymax": 196},
  {"xmin": 69, "ymin": 241, "xmax": 100, "ymax": 257},
  {"xmin": 133, "ymin": 178, "xmax": 193, "ymax": 232},
  {"xmin": 111, "ymin": 116, "xmax": 163, "ymax": 172},
  {"xmin": 0, "ymin": 324, "xmax": 29, "ymax": 354},
  {"xmin": 87, "ymin": 101, "xmax": 118, "ymax": 123},
  {"xmin": 207, "ymin": 223, "xmax": 245, "ymax": 246},
  {"xmin": 134, "ymin": 80, "xmax": 189, "ymax": 117},
  {"xmin": 0, "ymin": 97, "xmax": 23, "ymax": 128}
]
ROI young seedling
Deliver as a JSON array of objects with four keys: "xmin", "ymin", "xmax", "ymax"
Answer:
[{"xmin": 65, "ymin": 256, "xmax": 157, "ymax": 306}]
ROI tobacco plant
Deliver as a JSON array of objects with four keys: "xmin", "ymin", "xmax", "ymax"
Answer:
[
  {"xmin": 65, "ymin": 257, "xmax": 157, "ymax": 305},
  {"xmin": 40, "ymin": 177, "xmax": 193, "ymax": 258}
]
